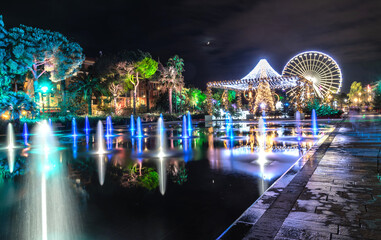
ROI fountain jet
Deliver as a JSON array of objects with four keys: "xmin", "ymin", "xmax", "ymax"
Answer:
[
  {"xmin": 295, "ymin": 111, "xmax": 301, "ymax": 141},
  {"xmin": 182, "ymin": 115, "xmax": 189, "ymax": 138},
  {"xmin": 187, "ymin": 111, "xmax": 193, "ymax": 132},
  {"xmin": 312, "ymin": 109, "xmax": 318, "ymax": 136},
  {"xmin": 23, "ymin": 122, "xmax": 29, "ymax": 145},
  {"xmin": 136, "ymin": 117, "xmax": 143, "ymax": 137},
  {"xmin": 85, "ymin": 115, "xmax": 90, "ymax": 134},
  {"xmin": 96, "ymin": 121, "xmax": 107, "ymax": 185},
  {"xmin": 7, "ymin": 123, "xmax": 15, "ymax": 172},
  {"xmin": 72, "ymin": 117, "xmax": 77, "ymax": 137},
  {"xmin": 106, "ymin": 116, "xmax": 113, "ymax": 137},
  {"xmin": 130, "ymin": 115, "xmax": 135, "ymax": 131},
  {"xmin": 157, "ymin": 117, "xmax": 167, "ymax": 157},
  {"xmin": 22, "ymin": 121, "xmax": 80, "ymax": 240}
]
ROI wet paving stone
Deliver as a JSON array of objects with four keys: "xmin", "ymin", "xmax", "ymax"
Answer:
[{"xmin": 219, "ymin": 115, "xmax": 381, "ymax": 239}]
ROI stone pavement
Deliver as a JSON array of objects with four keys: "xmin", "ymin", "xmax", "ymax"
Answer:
[{"xmin": 219, "ymin": 115, "xmax": 381, "ymax": 239}]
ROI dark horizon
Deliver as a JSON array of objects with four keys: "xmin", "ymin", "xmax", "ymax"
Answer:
[{"xmin": 2, "ymin": 0, "xmax": 381, "ymax": 92}]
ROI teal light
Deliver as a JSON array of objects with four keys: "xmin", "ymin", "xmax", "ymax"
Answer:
[{"xmin": 41, "ymin": 86, "xmax": 49, "ymax": 93}]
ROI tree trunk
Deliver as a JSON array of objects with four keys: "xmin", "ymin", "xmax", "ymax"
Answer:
[
  {"xmin": 114, "ymin": 97, "xmax": 117, "ymax": 114},
  {"xmin": 169, "ymin": 87, "xmax": 173, "ymax": 114},
  {"xmin": 146, "ymin": 80, "xmax": 150, "ymax": 112},
  {"xmin": 133, "ymin": 87, "xmax": 137, "ymax": 115},
  {"xmin": 61, "ymin": 80, "xmax": 66, "ymax": 103},
  {"xmin": 133, "ymin": 72, "xmax": 139, "ymax": 115}
]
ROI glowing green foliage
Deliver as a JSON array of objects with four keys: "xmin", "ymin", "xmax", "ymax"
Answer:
[
  {"xmin": 304, "ymin": 98, "xmax": 342, "ymax": 117},
  {"xmin": 136, "ymin": 57, "xmax": 158, "ymax": 79},
  {"xmin": 139, "ymin": 168, "xmax": 159, "ymax": 190},
  {"xmin": 347, "ymin": 81, "xmax": 363, "ymax": 105},
  {"xmin": 373, "ymin": 81, "xmax": 381, "ymax": 110}
]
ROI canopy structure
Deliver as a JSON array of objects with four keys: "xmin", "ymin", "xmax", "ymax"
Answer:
[
  {"xmin": 207, "ymin": 59, "xmax": 300, "ymax": 91},
  {"xmin": 206, "ymin": 59, "xmax": 306, "ymax": 115}
]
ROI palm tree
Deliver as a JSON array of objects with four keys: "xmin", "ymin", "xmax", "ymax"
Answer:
[
  {"xmin": 109, "ymin": 81, "xmax": 123, "ymax": 114},
  {"xmin": 70, "ymin": 71, "xmax": 108, "ymax": 115},
  {"xmin": 159, "ymin": 63, "xmax": 184, "ymax": 114}
]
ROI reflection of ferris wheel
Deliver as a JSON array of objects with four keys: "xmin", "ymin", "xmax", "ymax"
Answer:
[{"xmin": 282, "ymin": 51, "xmax": 342, "ymax": 98}]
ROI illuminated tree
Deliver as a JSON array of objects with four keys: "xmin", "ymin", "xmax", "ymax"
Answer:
[
  {"xmin": 253, "ymin": 80, "xmax": 275, "ymax": 113},
  {"xmin": 347, "ymin": 81, "xmax": 363, "ymax": 107},
  {"xmin": 6, "ymin": 23, "xmax": 84, "ymax": 103},
  {"xmin": 116, "ymin": 56, "xmax": 157, "ymax": 115},
  {"xmin": 373, "ymin": 81, "xmax": 381, "ymax": 111},
  {"xmin": 183, "ymin": 88, "xmax": 206, "ymax": 111},
  {"xmin": 0, "ymin": 16, "xmax": 12, "ymax": 91},
  {"xmin": 70, "ymin": 69, "xmax": 109, "ymax": 115},
  {"xmin": 136, "ymin": 57, "xmax": 158, "ymax": 111},
  {"xmin": 287, "ymin": 78, "xmax": 313, "ymax": 112},
  {"xmin": 0, "ymin": 91, "xmax": 36, "ymax": 121},
  {"xmin": 159, "ymin": 56, "xmax": 184, "ymax": 114}
]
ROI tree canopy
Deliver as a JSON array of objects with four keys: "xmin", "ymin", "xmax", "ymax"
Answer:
[
  {"xmin": 6, "ymin": 24, "xmax": 84, "ymax": 82},
  {"xmin": 347, "ymin": 81, "xmax": 363, "ymax": 105}
]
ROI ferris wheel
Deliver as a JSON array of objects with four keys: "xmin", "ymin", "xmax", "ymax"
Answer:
[{"xmin": 282, "ymin": 51, "xmax": 342, "ymax": 98}]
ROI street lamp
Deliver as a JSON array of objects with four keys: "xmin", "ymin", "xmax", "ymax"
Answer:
[{"xmin": 39, "ymin": 83, "xmax": 52, "ymax": 113}]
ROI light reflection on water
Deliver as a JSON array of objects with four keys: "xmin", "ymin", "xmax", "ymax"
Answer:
[{"xmin": 0, "ymin": 120, "xmax": 333, "ymax": 239}]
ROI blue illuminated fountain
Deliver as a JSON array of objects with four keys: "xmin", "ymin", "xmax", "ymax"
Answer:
[
  {"xmin": 136, "ymin": 117, "xmax": 144, "ymax": 137},
  {"xmin": 85, "ymin": 116, "xmax": 90, "ymax": 134},
  {"xmin": 23, "ymin": 123, "xmax": 29, "ymax": 145},
  {"xmin": 227, "ymin": 114, "xmax": 234, "ymax": 139},
  {"xmin": 130, "ymin": 115, "xmax": 135, "ymax": 131},
  {"xmin": 72, "ymin": 117, "xmax": 77, "ymax": 137},
  {"xmin": 106, "ymin": 116, "xmax": 113, "ymax": 137},
  {"xmin": 312, "ymin": 109, "xmax": 318, "ymax": 136},
  {"xmin": 48, "ymin": 118, "xmax": 52, "ymax": 127},
  {"xmin": 182, "ymin": 115, "xmax": 189, "ymax": 138},
  {"xmin": 187, "ymin": 111, "xmax": 193, "ymax": 132},
  {"xmin": 137, "ymin": 136, "xmax": 143, "ymax": 154}
]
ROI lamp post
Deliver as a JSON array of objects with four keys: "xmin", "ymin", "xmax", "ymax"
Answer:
[{"xmin": 39, "ymin": 84, "xmax": 52, "ymax": 114}]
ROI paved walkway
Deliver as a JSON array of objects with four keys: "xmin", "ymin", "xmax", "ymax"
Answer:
[{"xmin": 220, "ymin": 115, "xmax": 381, "ymax": 239}]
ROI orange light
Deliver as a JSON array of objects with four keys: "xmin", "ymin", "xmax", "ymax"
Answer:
[{"xmin": 2, "ymin": 112, "xmax": 10, "ymax": 120}]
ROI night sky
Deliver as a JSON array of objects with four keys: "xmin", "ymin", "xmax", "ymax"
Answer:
[{"xmin": 2, "ymin": 0, "xmax": 381, "ymax": 92}]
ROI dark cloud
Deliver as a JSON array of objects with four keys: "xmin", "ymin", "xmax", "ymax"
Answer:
[{"xmin": 2, "ymin": 0, "xmax": 381, "ymax": 91}]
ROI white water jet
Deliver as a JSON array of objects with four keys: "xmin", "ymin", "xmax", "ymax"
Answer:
[
  {"xmin": 158, "ymin": 158, "xmax": 167, "ymax": 195},
  {"xmin": 7, "ymin": 123, "xmax": 15, "ymax": 172},
  {"xmin": 21, "ymin": 121, "xmax": 80, "ymax": 240},
  {"xmin": 257, "ymin": 117, "xmax": 267, "ymax": 165},
  {"xmin": 96, "ymin": 121, "xmax": 107, "ymax": 185},
  {"xmin": 258, "ymin": 117, "xmax": 266, "ymax": 151},
  {"xmin": 295, "ymin": 111, "xmax": 301, "ymax": 140},
  {"xmin": 157, "ymin": 117, "xmax": 167, "ymax": 158}
]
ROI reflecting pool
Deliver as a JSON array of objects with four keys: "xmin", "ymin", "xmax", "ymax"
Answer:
[{"xmin": 0, "ymin": 119, "xmax": 334, "ymax": 240}]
